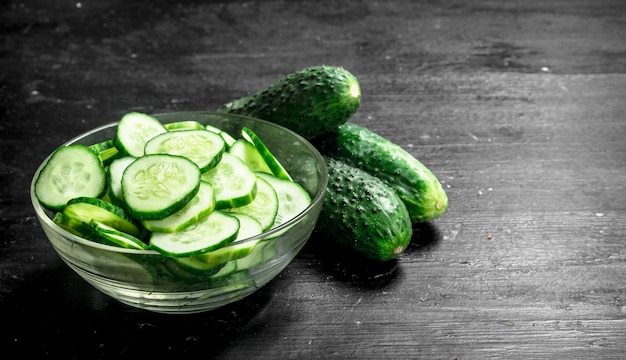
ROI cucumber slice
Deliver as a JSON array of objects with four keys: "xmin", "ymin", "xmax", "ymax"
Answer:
[
  {"xmin": 52, "ymin": 212, "xmax": 95, "ymax": 238},
  {"xmin": 164, "ymin": 120, "xmax": 205, "ymax": 131},
  {"xmin": 256, "ymin": 172, "xmax": 311, "ymax": 229},
  {"xmin": 223, "ymin": 175, "xmax": 278, "ymax": 231},
  {"xmin": 200, "ymin": 152, "xmax": 258, "ymax": 209},
  {"xmin": 121, "ymin": 154, "xmax": 201, "ymax": 220},
  {"xmin": 142, "ymin": 181, "xmax": 216, "ymax": 233},
  {"xmin": 144, "ymin": 129, "xmax": 225, "ymax": 172},
  {"xmin": 34, "ymin": 144, "xmax": 107, "ymax": 211},
  {"xmin": 107, "ymin": 156, "xmax": 136, "ymax": 207},
  {"xmin": 89, "ymin": 220, "xmax": 149, "ymax": 250},
  {"xmin": 186, "ymin": 213, "xmax": 264, "ymax": 268},
  {"xmin": 89, "ymin": 139, "xmax": 116, "ymax": 154},
  {"xmin": 229, "ymin": 139, "xmax": 273, "ymax": 174},
  {"xmin": 63, "ymin": 197, "xmax": 141, "ymax": 237},
  {"xmin": 235, "ymin": 238, "xmax": 278, "ymax": 271},
  {"xmin": 115, "ymin": 112, "xmax": 167, "ymax": 157},
  {"xmin": 88, "ymin": 139, "xmax": 121, "ymax": 165},
  {"xmin": 149, "ymin": 210, "xmax": 239, "ymax": 257},
  {"xmin": 241, "ymin": 127, "xmax": 293, "ymax": 181},
  {"xmin": 205, "ymin": 124, "xmax": 237, "ymax": 148},
  {"xmin": 208, "ymin": 260, "xmax": 238, "ymax": 278}
]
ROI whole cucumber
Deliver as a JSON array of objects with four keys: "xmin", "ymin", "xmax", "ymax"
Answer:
[
  {"xmin": 218, "ymin": 65, "xmax": 361, "ymax": 139},
  {"xmin": 316, "ymin": 158, "xmax": 412, "ymax": 261},
  {"xmin": 314, "ymin": 122, "xmax": 448, "ymax": 224}
]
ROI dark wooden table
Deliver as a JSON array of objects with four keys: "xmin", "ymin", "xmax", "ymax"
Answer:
[{"xmin": 2, "ymin": 1, "xmax": 625, "ymax": 358}]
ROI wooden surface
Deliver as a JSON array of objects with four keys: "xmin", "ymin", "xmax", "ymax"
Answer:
[{"xmin": 2, "ymin": 0, "xmax": 625, "ymax": 358}]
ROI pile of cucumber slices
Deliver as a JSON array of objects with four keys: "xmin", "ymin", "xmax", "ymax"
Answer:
[{"xmin": 34, "ymin": 112, "xmax": 312, "ymax": 261}]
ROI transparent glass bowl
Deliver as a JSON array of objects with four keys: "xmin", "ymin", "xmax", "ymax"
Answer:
[{"xmin": 30, "ymin": 112, "xmax": 328, "ymax": 314}]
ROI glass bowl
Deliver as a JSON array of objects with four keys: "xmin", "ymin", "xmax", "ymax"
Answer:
[{"xmin": 30, "ymin": 111, "xmax": 328, "ymax": 314}]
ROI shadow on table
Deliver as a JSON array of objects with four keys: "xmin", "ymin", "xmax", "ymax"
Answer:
[
  {"xmin": 1, "ymin": 261, "xmax": 277, "ymax": 358},
  {"xmin": 305, "ymin": 221, "xmax": 442, "ymax": 289}
]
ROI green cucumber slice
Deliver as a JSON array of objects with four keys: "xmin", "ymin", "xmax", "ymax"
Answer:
[
  {"xmin": 121, "ymin": 154, "xmax": 201, "ymax": 220},
  {"xmin": 115, "ymin": 112, "xmax": 168, "ymax": 157},
  {"xmin": 149, "ymin": 210, "xmax": 239, "ymax": 257},
  {"xmin": 107, "ymin": 156, "xmax": 136, "ymax": 207},
  {"xmin": 256, "ymin": 172, "xmax": 311, "ymax": 229},
  {"xmin": 34, "ymin": 144, "xmax": 107, "ymax": 211},
  {"xmin": 229, "ymin": 139, "xmax": 273, "ymax": 174},
  {"xmin": 144, "ymin": 129, "xmax": 225, "ymax": 172},
  {"xmin": 63, "ymin": 197, "xmax": 141, "ymax": 237},
  {"xmin": 235, "ymin": 238, "xmax": 278, "ymax": 271},
  {"xmin": 142, "ymin": 181, "xmax": 216, "ymax": 233},
  {"xmin": 164, "ymin": 120, "xmax": 205, "ymax": 131},
  {"xmin": 223, "ymin": 175, "xmax": 278, "ymax": 231},
  {"xmin": 89, "ymin": 220, "xmax": 149, "ymax": 250},
  {"xmin": 187, "ymin": 213, "xmax": 264, "ymax": 268},
  {"xmin": 200, "ymin": 152, "xmax": 257, "ymax": 209},
  {"xmin": 52, "ymin": 212, "xmax": 96, "ymax": 239},
  {"xmin": 205, "ymin": 124, "xmax": 237, "ymax": 148},
  {"xmin": 241, "ymin": 127, "xmax": 293, "ymax": 181}
]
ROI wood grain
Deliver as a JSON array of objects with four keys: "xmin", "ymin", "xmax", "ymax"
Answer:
[{"xmin": 1, "ymin": 0, "xmax": 625, "ymax": 358}]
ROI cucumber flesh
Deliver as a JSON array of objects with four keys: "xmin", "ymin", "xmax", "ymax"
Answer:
[
  {"xmin": 107, "ymin": 156, "xmax": 136, "ymax": 207},
  {"xmin": 144, "ymin": 129, "xmax": 225, "ymax": 172},
  {"xmin": 205, "ymin": 124, "xmax": 237, "ymax": 148},
  {"xmin": 63, "ymin": 197, "xmax": 141, "ymax": 237},
  {"xmin": 187, "ymin": 213, "xmax": 264, "ymax": 268},
  {"xmin": 115, "ymin": 112, "xmax": 167, "ymax": 157},
  {"xmin": 142, "ymin": 181, "xmax": 216, "ymax": 233},
  {"xmin": 89, "ymin": 220, "xmax": 149, "ymax": 250},
  {"xmin": 223, "ymin": 175, "xmax": 278, "ymax": 231},
  {"xmin": 256, "ymin": 172, "xmax": 311, "ymax": 229},
  {"xmin": 121, "ymin": 154, "xmax": 201, "ymax": 220},
  {"xmin": 241, "ymin": 127, "xmax": 293, "ymax": 181},
  {"xmin": 228, "ymin": 139, "xmax": 273, "ymax": 174},
  {"xmin": 34, "ymin": 144, "xmax": 107, "ymax": 211},
  {"xmin": 149, "ymin": 210, "xmax": 239, "ymax": 257},
  {"xmin": 164, "ymin": 120, "xmax": 205, "ymax": 131},
  {"xmin": 200, "ymin": 152, "xmax": 258, "ymax": 209}
]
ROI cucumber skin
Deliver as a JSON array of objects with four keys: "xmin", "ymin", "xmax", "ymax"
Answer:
[
  {"xmin": 218, "ymin": 65, "xmax": 361, "ymax": 140},
  {"xmin": 314, "ymin": 122, "xmax": 448, "ymax": 224},
  {"xmin": 316, "ymin": 158, "xmax": 412, "ymax": 262}
]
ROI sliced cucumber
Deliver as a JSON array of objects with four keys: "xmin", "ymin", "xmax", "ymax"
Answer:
[
  {"xmin": 107, "ymin": 156, "xmax": 136, "ymax": 207},
  {"xmin": 89, "ymin": 220, "xmax": 149, "ymax": 250},
  {"xmin": 142, "ymin": 181, "xmax": 216, "ymax": 233},
  {"xmin": 88, "ymin": 139, "xmax": 121, "ymax": 165},
  {"xmin": 164, "ymin": 120, "xmax": 205, "ymax": 131},
  {"xmin": 144, "ymin": 129, "xmax": 225, "ymax": 172},
  {"xmin": 223, "ymin": 175, "xmax": 278, "ymax": 231},
  {"xmin": 256, "ymin": 172, "xmax": 311, "ymax": 229},
  {"xmin": 121, "ymin": 154, "xmax": 201, "ymax": 220},
  {"xmin": 187, "ymin": 213, "xmax": 264, "ymax": 268},
  {"xmin": 235, "ymin": 238, "xmax": 278, "ymax": 271},
  {"xmin": 52, "ymin": 212, "xmax": 95, "ymax": 238},
  {"xmin": 63, "ymin": 197, "xmax": 141, "ymax": 237},
  {"xmin": 149, "ymin": 210, "xmax": 239, "ymax": 257},
  {"xmin": 168, "ymin": 213, "xmax": 263, "ymax": 275},
  {"xmin": 229, "ymin": 139, "xmax": 273, "ymax": 174},
  {"xmin": 206, "ymin": 124, "xmax": 237, "ymax": 148},
  {"xmin": 115, "ymin": 112, "xmax": 167, "ymax": 157},
  {"xmin": 241, "ymin": 127, "xmax": 293, "ymax": 181},
  {"xmin": 89, "ymin": 139, "xmax": 116, "ymax": 154},
  {"xmin": 200, "ymin": 152, "xmax": 258, "ymax": 209},
  {"xmin": 34, "ymin": 144, "xmax": 107, "ymax": 211}
]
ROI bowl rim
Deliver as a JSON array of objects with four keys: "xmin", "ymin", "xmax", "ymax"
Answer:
[{"xmin": 30, "ymin": 111, "xmax": 328, "ymax": 255}]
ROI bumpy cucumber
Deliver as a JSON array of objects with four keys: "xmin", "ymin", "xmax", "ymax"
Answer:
[
  {"xmin": 314, "ymin": 122, "xmax": 448, "ymax": 224},
  {"xmin": 218, "ymin": 65, "xmax": 361, "ymax": 139},
  {"xmin": 316, "ymin": 158, "xmax": 412, "ymax": 261}
]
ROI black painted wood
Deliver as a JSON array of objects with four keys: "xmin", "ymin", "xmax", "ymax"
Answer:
[{"xmin": 2, "ymin": 1, "xmax": 625, "ymax": 358}]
